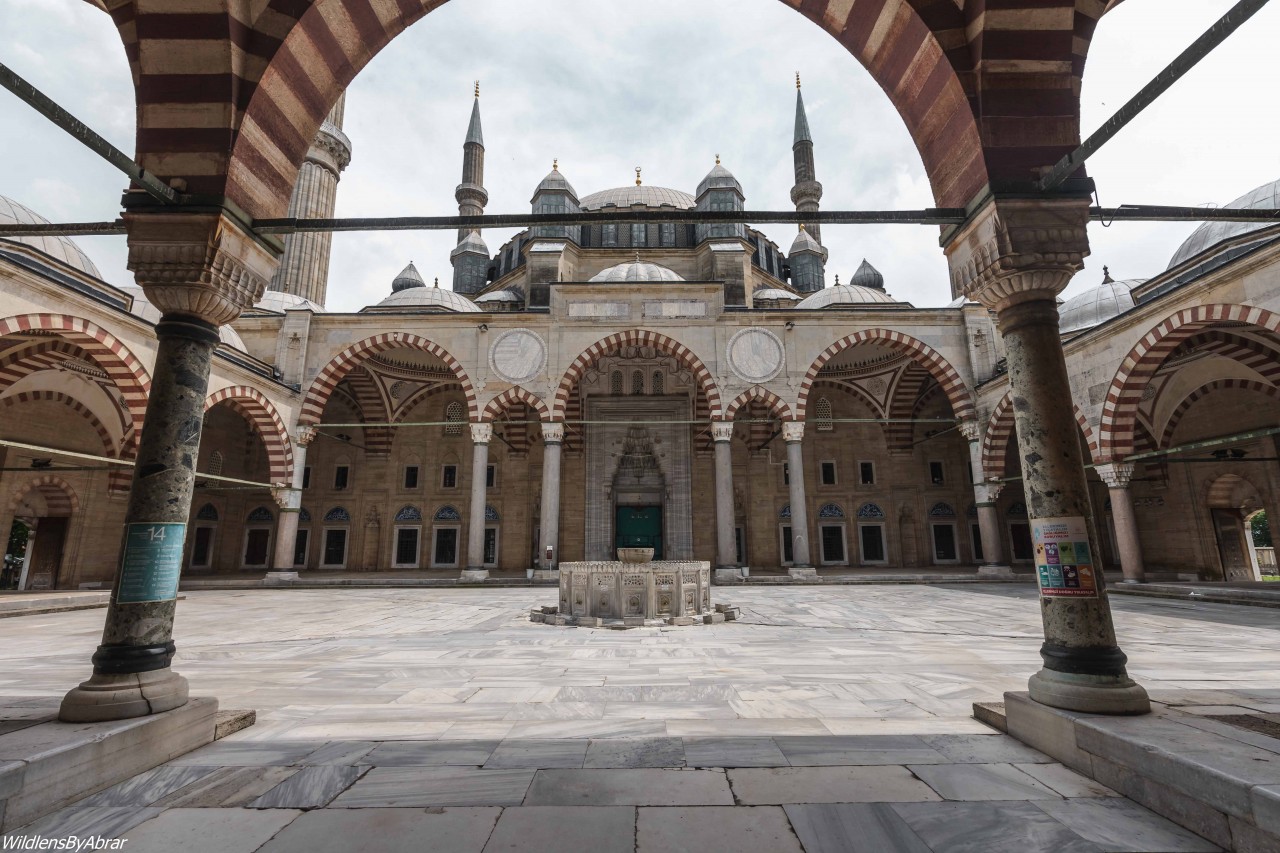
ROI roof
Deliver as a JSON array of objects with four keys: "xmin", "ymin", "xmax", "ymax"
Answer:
[
  {"xmin": 849, "ymin": 259, "xmax": 885, "ymax": 290},
  {"xmin": 374, "ymin": 284, "xmax": 481, "ymax": 312},
  {"xmin": 253, "ymin": 290, "xmax": 325, "ymax": 313},
  {"xmin": 588, "ymin": 260, "xmax": 684, "ymax": 283},
  {"xmin": 579, "ymin": 186, "xmax": 694, "ymax": 210},
  {"xmin": 789, "ymin": 226, "xmax": 823, "ymax": 254},
  {"xmin": 794, "ymin": 88, "xmax": 812, "ymax": 145},
  {"xmin": 1168, "ymin": 178, "xmax": 1280, "ymax": 270},
  {"xmin": 392, "ymin": 261, "xmax": 426, "ymax": 292},
  {"xmin": 533, "ymin": 165, "xmax": 578, "ymax": 200},
  {"xmin": 753, "ymin": 288, "xmax": 800, "ymax": 302},
  {"xmin": 465, "ymin": 97, "xmax": 483, "ymax": 147},
  {"xmin": 696, "ymin": 162, "xmax": 743, "ymax": 198},
  {"xmin": 796, "ymin": 283, "xmax": 898, "ymax": 309},
  {"xmin": 1059, "ymin": 274, "xmax": 1145, "ymax": 334},
  {"xmin": 475, "ymin": 289, "xmax": 523, "ymax": 303},
  {"xmin": 0, "ymin": 195, "xmax": 102, "ymax": 279}
]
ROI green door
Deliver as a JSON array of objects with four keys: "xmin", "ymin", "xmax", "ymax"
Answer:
[{"xmin": 615, "ymin": 505, "xmax": 663, "ymax": 559}]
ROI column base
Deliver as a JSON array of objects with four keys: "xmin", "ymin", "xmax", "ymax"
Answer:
[
  {"xmin": 459, "ymin": 569, "xmax": 489, "ymax": 582},
  {"xmin": 1027, "ymin": 668, "xmax": 1150, "ymax": 715},
  {"xmin": 59, "ymin": 669, "xmax": 190, "ymax": 723}
]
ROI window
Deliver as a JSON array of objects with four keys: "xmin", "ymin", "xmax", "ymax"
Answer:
[
  {"xmin": 931, "ymin": 523, "xmax": 959, "ymax": 563},
  {"xmin": 859, "ymin": 524, "xmax": 887, "ymax": 564},
  {"xmin": 403, "ymin": 465, "xmax": 420, "ymax": 489},
  {"xmin": 631, "ymin": 223, "xmax": 646, "ymax": 247},
  {"xmin": 1010, "ymin": 522, "xmax": 1034, "ymax": 561},
  {"xmin": 432, "ymin": 528, "xmax": 459, "ymax": 567},
  {"xmin": 820, "ymin": 461, "xmax": 837, "ymax": 486},
  {"xmin": 483, "ymin": 527, "xmax": 498, "ymax": 566},
  {"xmin": 815, "ymin": 397, "xmax": 833, "ymax": 432},
  {"xmin": 651, "ymin": 371, "xmax": 664, "ymax": 395},
  {"xmin": 780, "ymin": 525, "xmax": 794, "ymax": 565},
  {"xmin": 735, "ymin": 527, "xmax": 745, "ymax": 564},
  {"xmin": 322, "ymin": 528, "xmax": 348, "ymax": 568},
  {"xmin": 783, "ymin": 462, "xmax": 790, "ymax": 486},
  {"xmin": 971, "ymin": 524, "xmax": 984, "ymax": 563},
  {"xmin": 631, "ymin": 370, "xmax": 644, "ymax": 395},
  {"xmin": 602, "ymin": 223, "xmax": 618, "ymax": 246},
  {"xmin": 859, "ymin": 461, "xmax": 876, "ymax": 486},
  {"xmin": 208, "ymin": 450, "xmax": 223, "ymax": 476},
  {"xmin": 243, "ymin": 528, "xmax": 271, "ymax": 568},
  {"xmin": 820, "ymin": 524, "xmax": 847, "ymax": 565},
  {"xmin": 394, "ymin": 527, "xmax": 420, "ymax": 568},
  {"xmin": 929, "ymin": 461, "xmax": 945, "ymax": 485},
  {"xmin": 442, "ymin": 465, "xmax": 458, "ymax": 488},
  {"xmin": 302, "ymin": 466, "xmax": 311, "ymax": 489},
  {"xmin": 444, "ymin": 401, "xmax": 465, "ymax": 435},
  {"xmin": 660, "ymin": 223, "xmax": 676, "ymax": 247},
  {"xmin": 486, "ymin": 464, "xmax": 496, "ymax": 489},
  {"xmin": 610, "ymin": 371, "xmax": 624, "ymax": 395},
  {"xmin": 293, "ymin": 529, "xmax": 309, "ymax": 567},
  {"xmin": 191, "ymin": 526, "xmax": 214, "ymax": 568},
  {"xmin": 334, "ymin": 466, "xmax": 349, "ymax": 490}
]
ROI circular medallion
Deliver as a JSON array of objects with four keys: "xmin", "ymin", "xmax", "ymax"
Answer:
[
  {"xmin": 727, "ymin": 328, "xmax": 785, "ymax": 383},
  {"xmin": 489, "ymin": 328, "xmax": 547, "ymax": 384}
]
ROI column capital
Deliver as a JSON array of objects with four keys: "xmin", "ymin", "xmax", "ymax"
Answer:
[
  {"xmin": 270, "ymin": 486, "xmax": 292, "ymax": 508},
  {"xmin": 1095, "ymin": 462, "xmax": 1136, "ymax": 489},
  {"xmin": 711, "ymin": 422, "xmax": 735, "ymax": 443},
  {"xmin": 781, "ymin": 421, "xmax": 805, "ymax": 443},
  {"xmin": 295, "ymin": 425, "xmax": 317, "ymax": 447},
  {"xmin": 974, "ymin": 482, "xmax": 1004, "ymax": 503},
  {"xmin": 124, "ymin": 210, "xmax": 280, "ymax": 325},
  {"xmin": 471, "ymin": 422, "xmax": 493, "ymax": 444},
  {"xmin": 956, "ymin": 419, "xmax": 981, "ymax": 442},
  {"xmin": 541, "ymin": 421, "xmax": 565, "ymax": 443},
  {"xmin": 945, "ymin": 197, "xmax": 1090, "ymax": 312}
]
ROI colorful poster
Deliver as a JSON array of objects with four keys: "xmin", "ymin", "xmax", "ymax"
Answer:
[
  {"xmin": 1032, "ymin": 515, "xmax": 1098, "ymax": 598},
  {"xmin": 117, "ymin": 522, "xmax": 186, "ymax": 604}
]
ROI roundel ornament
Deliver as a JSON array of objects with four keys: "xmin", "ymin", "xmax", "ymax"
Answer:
[
  {"xmin": 727, "ymin": 328, "xmax": 785, "ymax": 383},
  {"xmin": 489, "ymin": 329, "xmax": 547, "ymax": 384}
]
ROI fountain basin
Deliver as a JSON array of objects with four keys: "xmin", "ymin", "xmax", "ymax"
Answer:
[{"xmin": 555, "ymin": 560, "xmax": 711, "ymax": 624}]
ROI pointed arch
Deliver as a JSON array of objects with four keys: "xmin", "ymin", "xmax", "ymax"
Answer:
[
  {"xmin": 554, "ymin": 330, "xmax": 722, "ymax": 421},
  {"xmin": 723, "ymin": 386, "xmax": 795, "ymax": 422},
  {"xmin": 300, "ymin": 333, "xmax": 476, "ymax": 425},
  {"xmin": 0, "ymin": 391, "xmax": 117, "ymax": 458},
  {"xmin": 797, "ymin": 330, "xmax": 974, "ymax": 423},
  {"xmin": 340, "ymin": 367, "xmax": 393, "ymax": 456},
  {"xmin": 1099, "ymin": 305, "xmax": 1280, "ymax": 460},
  {"xmin": 204, "ymin": 386, "xmax": 294, "ymax": 485},
  {"xmin": 982, "ymin": 390, "xmax": 1099, "ymax": 480},
  {"xmin": 1160, "ymin": 379, "xmax": 1280, "ymax": 450},
  {"xmin": 392, "ymin": 382, "xmax": 464, "ymax": 425},
  {"xmin": 483, "ymin": 386, "xmax": 551, "ymax": 423},
  {"xmin": 7, "ymin": 475, "xmax": 79, "ymax": 516}
]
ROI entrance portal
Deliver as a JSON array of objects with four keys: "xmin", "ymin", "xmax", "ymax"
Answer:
[{"xmin": 616, "ymin": 505, "xmax": 663, "ymax": 559}]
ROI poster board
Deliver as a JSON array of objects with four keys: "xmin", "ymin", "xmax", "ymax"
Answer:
[
  {"xmin": 117, "ymin": 522, "xmax": 186, "ymax": 604},
  {"xmin": 1032, "ymin": 515, "xmax": 1098, "ymax": 598}
]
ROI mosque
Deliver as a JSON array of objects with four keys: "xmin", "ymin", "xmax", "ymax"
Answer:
[{"xmin": 1, "ymin": 85, "xmax": 1278, "ymax": 588}]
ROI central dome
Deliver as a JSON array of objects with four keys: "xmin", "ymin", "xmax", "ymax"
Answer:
[
  {"xmin": 579, "ymin": 186, "xmax": 695, "ymax": 210},
  {"xmin": 1168, "ymin": 178, "xmax": 1280, "ymax": 270},
  {"xmin": 589, "ymin": 260, "xmax": 684, "ymax": 283},
  {"xmin": 0, "ymin": 195, "xmax": 102, "ymax": 279}
]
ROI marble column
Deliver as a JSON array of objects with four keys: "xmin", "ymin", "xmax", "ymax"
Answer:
[
  {"xmin": 538, "ymin": 422, "xmax": 563, "ymax": 574},
  {"xmin": 60, "ymin": 209, "xmax": 276, "ymax": 722},
  {"xmin": 711, "ymin": 422, "xmax": 738, "ymax": 571},
  {"xmin": 268, "ymin": 427, "xmax": 315, "ymax": 581},
  {"xmin": 463, "ymin": 422, "xmax": 492, "ymax": 580},
  {"xmin": 947, "ymin": 197, "xmax": 1148, "ymax": 715},
  {"xmin": 1096, "ymin": 463, "xmax": 1146, "ymax": 584},
  {"xmin": 783, "ymin": 422, "xmax": 812, "ymax": 569},
  {"xmin": 975, "ymin": 483, "xmax": 1008, "ymax": 571}
]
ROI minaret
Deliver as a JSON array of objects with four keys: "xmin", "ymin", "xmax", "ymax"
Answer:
[
  {"xmin": 451, "ymin": 83, "xmax": 491, "ymax": 295},
  {"xmin": 268, "ymin": 92, "xmax": 352, "ymax": 307},
  {"xmin": 791, "ymin": 74, "xmax": 824, "ymax": 247}
]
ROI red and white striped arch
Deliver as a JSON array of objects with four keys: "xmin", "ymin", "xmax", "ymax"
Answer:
[
  {"xmin": 1, "ymin": 391, "xmax": 118, "ymax": 458},
  {"xmin": 205, "ymin": 386, "xmax": 294, "ymax": 485},
  {"xmin": 483, "ymin": 387, "xmax": 551, "ymax": 423},
  {"xmin": 554, "ymin": 330, "xmax": 722, "ymax": 422},
  {"xmin": 300, "ymin": 333, "xmax": 476, "ymax": 426},
  {"xmin": 1099, "ymin": 305, "xmax": 1280, "ymax": 461},
  {"xmin": 982, "ymin": 390, "xmax": 1099, "ymax": 481},
  {"xmin": 6, "ymin": 474, "xmax": 79, "ymax": 517},
  {"xmin": 723, "ymin": 386, "xmax": 795, "ymax": 423},
  {"xmin": 1159, "ymin": 379, "xmax": 1280, "ymax": 450},
  {"xmin": 797, "ymin": 330, "xmax": 974, "ymax": 423}
]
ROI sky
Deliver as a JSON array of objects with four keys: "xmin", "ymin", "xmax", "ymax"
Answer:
[{"xmin": 2, "ymin": 0, "xmax": 1278, "ymax": 312}]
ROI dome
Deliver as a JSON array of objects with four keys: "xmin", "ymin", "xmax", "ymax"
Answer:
[
  {"xmin": 753, "ymin": 288, "xmax": 800, "ymax": 303},
  {"xmin": 588, "ymin": 259, "xmax": 684, "ymax": 283},
  {"xmin": 0, "ymin": 195, "xmax": 102, "ymax": 279},
  {"xmin": 1168, "ymin": 178, "xmax": 1280, "ymax": 270},
  {"xmin": 579, "ymin": 185, "xmax": 695, "ymax": 210},
  {"xmin": 253, "ymin": 290, "xmax": 324, "ymax": 313},
  {"xmin": 121, "ymin": 286, "xmax": 247, "ymax": 350},
  {"xmin": 849, "ymin": 259, "xmax": 885, "ymax": 291},
  {"xmin": 533, "ymin": 164, "xmax": 578, "ymax": 200},
  {"xmin": 392, "ymin": 261, "xmax": 426, "ymax": 292},
  {"xmin": 796, "ymin": 282, "xmax": 897, "ymax": 309},
  {"xmin": 375, "ymin": 282, "xmax": 481, "ymax": 312},
  {"xmin": 1058, "ymin": 271, "xmax": 1145, "ymax": 334},
  {"xmin": 696, "ymin": 161, "xmax": 742, "ymax": 198},
  {"xmin": 475, "ymin": 289, "xmax": 523, "ymax": 304}
]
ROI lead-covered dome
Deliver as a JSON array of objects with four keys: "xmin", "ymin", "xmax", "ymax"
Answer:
[
  {"xmin": 0, "ymin": 195, "xmax": 101, "ymax": 278},
  {"xmin": 588, "ymin": 259, "xmax": 684, "ymax": 283},
  {"xmin": 796, "ymin": 285, "xmax": 896, "ymax": 308},
  {"xmin": 579, "ymin": 186, "xmax": 695, "ymax": 210},
  {"xmin": 375, "ymin": 282, "xmax": 481, "ymax": 312},
  {"xmin": 253, "ymin": 290, "xmax": 325, "ymax": 313},
  {"xmin": 1058, "ymin": 271, "xmax": 1145, "ymax": 334},
  {"xmin": 1168, "ymin": 178, "xmax": 1280, "ymax": 270}
]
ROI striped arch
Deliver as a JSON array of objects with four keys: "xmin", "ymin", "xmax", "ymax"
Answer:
[
  {"xmin": 1099, "ymin": 305, "xmax": 1280, "ymax": 460},
  {"xmin": 0, "ymin": 315, "xmax": 150, "ymax": 435},
  {"xmin": 1, "ymin": 391, "xmax": 118, "ymax": 457},
  {"xmin": 1160, "ymin": 379, "xmax": 1280, "ymax": 450},
  {"xmin": 483, "ymin": 387, "xmax": 551, "ymax": 423},
  {"xmin": 7, "ymin": 475, "xmax": 79, "ymax": 517},
  {"xmin": 982, "ymin": 391, "xmax": 1100, "ymax": 480},
  {"xmin": 723, "ymin": 386, "xmax": 795, "ymax": 422},
  {"xmin": 300, "ymin": 333, "xmax": 476, "ymax": 425},
  {"xmin": 392, "ymin": 383, "xmax": 463, "ymax": 424},
  {"xmin": 204, "ymin": 386, "xmax": 294, "ymax": 485},
  {"xmin": 341, "ymin": 367, "xmax": 393, "ymax": 457},
  {"xmin": 885, "ymin": 364, "xmax": 934, "ymax": 451},
  {"xmin": 797, "ymin": 330, "xmax": 975, "ymax": 423},
  {"xmin": 1168, "ymin": 330, "xmax": 1280, "ymax": 384},
  {"xmin": 554, "ymin": 330, "xmax": 722, "ymax": 421}
]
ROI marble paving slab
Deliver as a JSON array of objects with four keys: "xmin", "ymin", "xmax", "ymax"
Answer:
[
  {"xmin": 483, "ymin": 738, "xmax": 589, "ymax": 769},
  {"xmin": 774, "ymin": 735, "xmax": 949, "ymax": 766},
  {"xmin": 523, "ymin": 769, "xmax": 735, "ymax": 806},
  {"xmin": 637, "ymin": 806, "xmax": 803, "ymax": 853},
  {"xmin": 78, "ymin": 765, "xmax": 223, "ymax": 807},
  {"xmin": 682, "ymin": 736, "xmax": 788, "ymax": 767},
  {"xmin": 329, "ymin": 767, "xmax": 535, "ymax": 808},
  {"xmin": 891, "ymin": 800, "xmax": 1103, "ymax": 853},
  {"xmin": 486, "ymin": 806, "xmax": 636, "ymax": 853},
  {"xmin": 583, "ymin": 738, "xmax": 686, "ymax": 768},
  {"xmin": 727, "ymin": 766, "xmax": 942, "ymax": 805},
  {"xmin": 784, "ymin": 803, "xmax": 933, "ymax": 853},
  {"xmin": 248, "ymin": 765, "xmax": 366, "ymax": 809},
  {"xmin": 1035, "ymin": 798, "xmax": 1222, "ymax": 852},
  {"xmin": 363, "ymin": 739, "xmax": 500, "ymax": 766},
  {"xmin": 256, "ymin": 807, "xmax": 501, "ymax": 853},
  {"xmin": 119, "ymin": 807, "xmax": 301, "ymax": 853},
  {"xmin": 11, "ymin": 806, "xmax": 163, "ymax": 840},
  {"xmin": 907, "ymin": 762, "xmax": 1062, "ymax": 801}
]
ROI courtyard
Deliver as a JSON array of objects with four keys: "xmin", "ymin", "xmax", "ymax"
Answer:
[{"xmin": 1, "ymin": 584, "xmax": 1277, "ymax": 850}]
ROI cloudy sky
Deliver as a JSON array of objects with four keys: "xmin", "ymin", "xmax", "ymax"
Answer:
[{"xmin": 3, "ymin": 0, "xmax": 1278, "ymax": 311}]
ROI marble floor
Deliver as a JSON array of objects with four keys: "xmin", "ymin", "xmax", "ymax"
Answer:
[{"xmin": 2, "ymin": 585, "xmax": 1277, "ymax": 851}]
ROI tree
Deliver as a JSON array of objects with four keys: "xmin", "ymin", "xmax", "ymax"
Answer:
[{"xmin": 1250, "ymin": 511, "xmax": 1271, "ymax": 547}]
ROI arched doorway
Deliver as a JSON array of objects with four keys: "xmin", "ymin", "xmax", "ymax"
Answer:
[
  {"xmin": 1206, "ymin": 474, "xmax": 1264, "ymax": 582},
  {"xmin": 5, "ymin": 477, "xmax": 78, "ymax": 590}
]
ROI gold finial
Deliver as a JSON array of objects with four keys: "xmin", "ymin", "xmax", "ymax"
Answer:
[
  {"xmin": 474, "ymin": 80, "xmax": 480, "ymax": 98},
  {"xmin": 635, "ymin": 166, "xmax": 642, "ymax": 186},
  {"xmin": 552, "ymin": 158, "xmax": 558, "ymax": 171},
  {"xmin": 796, "ymin": 72, "xmax": 801, "ymax": 90},
  {"xmin": 799, "ymin": 223, "xmax": 806, "ymax": 231},
  {"xmin": 715, "ymin": 153, "xmax": 721, "ymax": 166},
  {"xmin": 433, "ymin": 277, "xmax": 439, "ymax": 288}
]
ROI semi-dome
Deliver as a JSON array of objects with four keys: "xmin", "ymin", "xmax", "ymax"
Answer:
[
  {"xmin": 588, "ymin": 259, "xmax": 684, "ymax": 283},
  {"xmin": 392, "ymin": 261, "xmax": 426, "ymax": 292},
  {"xmin": 253, "ymin": 290, "xmax": 325, "ymax": 313},
  {"xmin": 0, "ymin": 195, "xmax": 102, "ymax": 279},
  {"xmin": 120, "ymin": 286, "xmax": 247, "ymax": 350},
  {"xmin": 1058, "ymin": 270, "xmax": 1145, "ymax": 334},
  {"xmin": 579, "ymin": 186, "xmax": 695, "ymax": 210},
  {"xmin": 1168, "ymin": 178, "xmax": 1280, "ymax": 270},
  {"xmin": 375, "ymin": 279, "xmax": 481, "ymax": 312}
]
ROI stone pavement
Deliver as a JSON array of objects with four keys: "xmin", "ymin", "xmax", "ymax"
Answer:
[{"xmin": 1, "ymin": 585, "xmax": 1277, "ymax": 850}]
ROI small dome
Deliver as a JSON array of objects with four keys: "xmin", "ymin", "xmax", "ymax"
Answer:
[
  {"xmin": 796, "ymin": 282, "xmax": 897, "ymax": 309},
  {"xmin": 588, "ymin": 259, "xmax": 684, "ymax": 283},
  {"xmin": 475, "ymin": 289, "xmax": 523, "ymax": 303},
  {"xmin": 1058, "ymin": 270, "xmax": 1145, "ymax": 334},
  {"xmin": 1168, "ymin": 178, "xmax": 1280, "ymax": 270},
  {"xmin": 849, "ymin": 259, "xmax": 885, "ymax": 291},
  {"xmin": 753, "ymin": 288, "xmax": 800, "ymax": 303},
  {"xmin": 696, "ymin": 161, "xmax": 742, "ymax": 198},
  {"xmin": 533, "ymin": 164, "xmax": 578, "ymax": 200},
  {"xmin": 0, "ymin": 195, "xmax": 102, "ymax": 278},
  {"xmin": 789, "ymin": 226, "xmax": 823, "ymax": 255},
  {"xmin": 253, "ymin": 290, "xmax": 325, "ymax": 313},
  {"xmin": 374, "ymin": 281, "xmax": 481, "ymax": 312},
  {"xmin": 122, "ymin": 285, "xmax": 246, "ymax": 350},
  {"xmin": 392, "ymin": 261, "xmax": 426, "ymax": 292},
  {"xmin": 579, "ymin": 186, "xmax": 695, "ymax": 210}
]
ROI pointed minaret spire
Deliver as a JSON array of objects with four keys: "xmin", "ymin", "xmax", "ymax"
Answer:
[
  {"xmin": 791, "ymin": 74, "xmax": 822, "ymax": 246},
  {"xmin": 452, "ymin": 85, "xmax": 491, "ymax": 295}
]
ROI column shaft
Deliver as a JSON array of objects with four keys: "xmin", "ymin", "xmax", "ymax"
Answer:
[
  {"xmin": 976, "ymin": 503, "xmax": 1007, "ymax": 567},
  {"xmin": 538, "ymin": 426, "xmax": 563, "ymax": 571},
  {"xmin": 270, "ymin": 440, "xmax": 310, "ymax": 575},
  {"xmin": 1109, "ymin": 485, "xmax": 1146, "ymax": 583},
  {"xmin": 466, "ymin": 428, "xmax": 490, "ymax": 572},
  {"xmin": 785, "ymin": 436, "xmax": 811, "ymax": 567},
  {"xmin": 712, "ymin": 428, "xmax": 737, "ymax": 569}
]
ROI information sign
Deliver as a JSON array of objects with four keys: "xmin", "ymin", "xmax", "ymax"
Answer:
[
  {"xmin": 117, "ymin": 522, "xmax": 186, "ymax": 604},
  {"xmin": 1032, "ymin": 515, "xmax": 1099, "ymax": 598}
]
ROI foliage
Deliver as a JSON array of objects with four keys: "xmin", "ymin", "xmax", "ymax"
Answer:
[{"xmin": 1250, "ymin": 510, "xmax": 1271, "ymax": 547}]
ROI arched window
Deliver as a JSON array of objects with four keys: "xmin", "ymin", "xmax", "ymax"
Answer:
[
  {"xmin": 1007, "ymin": 502, "xmax": 1028, "ymax": 518},
  {"xmin": 434, "ymin": 505, "xmax": 462, "ymax": 521},
  {"xmin": 485, "ymin": 505, "xmax": 500, "ymax": 521},
  {"xmin": 196, "ymin": 503, "xmax": 219, "ymax": 521},
  {"xmin": 298, "ymin": 508, "xmax": 312, "ymax": 522},
  {"xmin": 856, "ymin": 503, "xmax": 886, "ymax": 519},
  {"xmin": 444, "ymin": 401, "xmax": 465, "ymax": 435},
  {"xmin": 395, "ymin": 505, "xmax": 423, "ymax": 522},
  {"xmin": 631, "ymin": 370, "xmax": 644, "ymax": 395},
  {"xmin": 651, "ymin": 371, "xmax": 664, "ymax": 395},
  {"xmin": 929, "ymin": 502, "xmax": 956, "ymax": 518},
  {"xmin": 779, "ymin": 504, "xmax": 791, "ymax": 519},
  {"xmin": 815, "ymin": 397, "xmax": 833, "ymax": 431},
  {"xmin": 208, "ymin": 450, "xmax": 224, "ymax": 476},
  {"xmin": 819, "ymin": 503, "xmax": 845, "ymax": 519},
  {"xmin": 324, "ymin": 507, "xmax": 351, "ymax": 523},
  {"xmin": 246, "ymin": 506, "xmax": 274, "ymax": 523},
  {"xmin": 610, "ymin": 371, "xmax": 624, "ymax": 395}
]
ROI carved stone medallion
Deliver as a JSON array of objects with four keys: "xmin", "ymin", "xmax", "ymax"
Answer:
[
  {"xmin": 489, "ymin": 328, "xmax": 546, "ymax": 384},
  {"xmin": 727, "ymin": 328, "xmax": 784, "ymax": 383}
]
